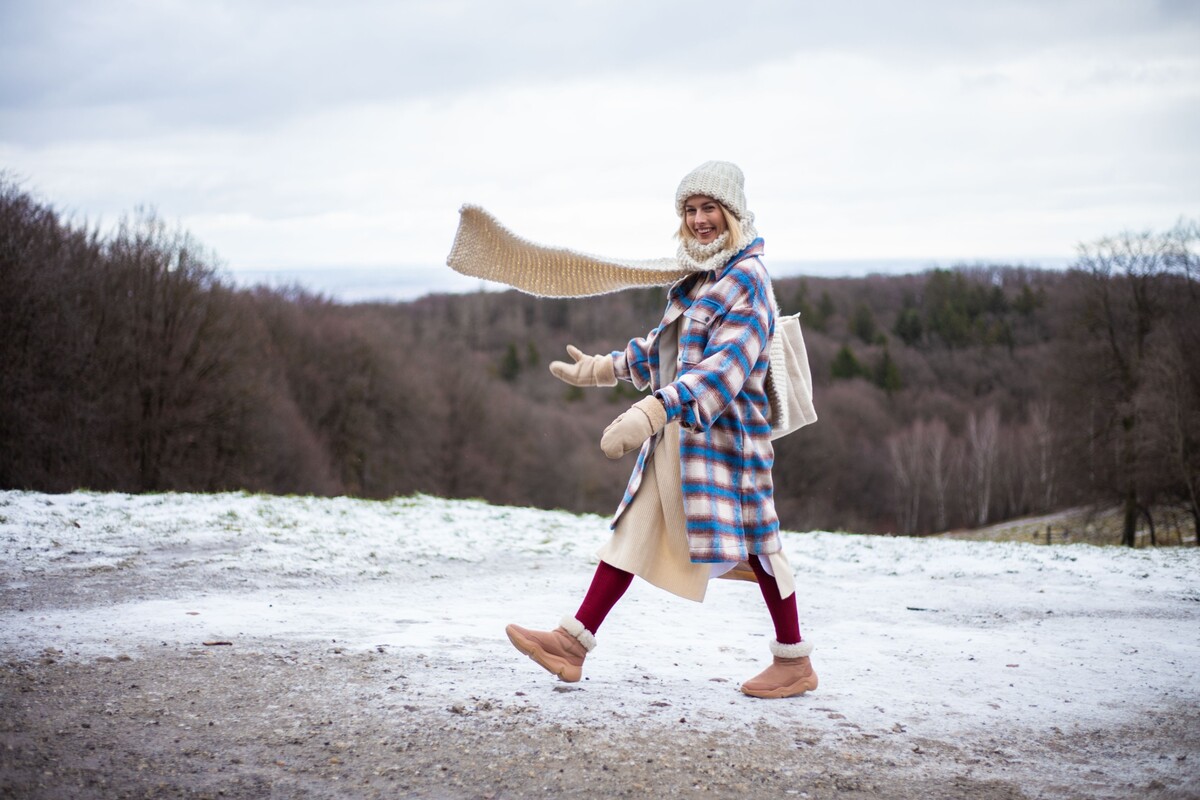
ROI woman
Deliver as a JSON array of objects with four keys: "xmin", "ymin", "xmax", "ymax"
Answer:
[{"xmin": 448, "ymin": 161, "xmax": 816, "ymax": 699}]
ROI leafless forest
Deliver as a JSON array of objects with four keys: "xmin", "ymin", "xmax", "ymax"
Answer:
[{"xmin": 2, "ymin": 179, "xmax": 1197, "ymax": 543}]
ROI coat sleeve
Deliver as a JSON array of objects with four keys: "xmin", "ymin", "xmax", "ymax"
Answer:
[
  {"xmin": 655, "ymin": 271, "xmax": 772, "ymax": 432},
  {"xmin": 611, "ymin": 330, "xmax": 656, "ymax": 391}
]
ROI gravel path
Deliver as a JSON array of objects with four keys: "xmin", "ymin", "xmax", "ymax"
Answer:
[
  {"xmin": 4, "ymin": 635, "xmax": 1197, "ymax": 798},
  {"xmin": 4, "ymin": 641, "xmax": 1193, "ymax": 800},
  {"xmin": 2, "ymin": 491, "xmax": 1198, "ymax": 798}
]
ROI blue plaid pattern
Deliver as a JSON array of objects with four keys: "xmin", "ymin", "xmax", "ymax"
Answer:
[{"xmin": 610, "ymin": 240, "xmax": 780, "ymax": 563}]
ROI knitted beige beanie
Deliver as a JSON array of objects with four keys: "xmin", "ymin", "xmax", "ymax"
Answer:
[
  {"xmin": 673, "ymin": 160, "xmax": 758, "ymax": 273},
  {"xmin": 675, "ymin": 160, "xmax": 748, "ymax": 220}
]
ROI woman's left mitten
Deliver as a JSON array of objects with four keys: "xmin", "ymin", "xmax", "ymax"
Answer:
[{"xmin": 600, "ymin": 396, "xmax": 667, "ymax": 459}]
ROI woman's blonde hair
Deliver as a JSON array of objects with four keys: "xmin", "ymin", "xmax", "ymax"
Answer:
[{"xmin": 676, "ymin": 198, "xmax": 744, "ymax": 250}]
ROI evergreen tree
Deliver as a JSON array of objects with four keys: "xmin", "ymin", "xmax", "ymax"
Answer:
[
  {"xmin": 987, "ymin": 284, "xmax": 1010, "ymax": 315},
  {"xmin": 1014, "ymin": 284, "xmax": 1042, "ymax": 316},
  {"xmin": 851, "ymin": 303, "xmax": 878, "ymax": 344},
  {"xmin": 831, "ymin": 345, "xmax": 864, "ymax": 380},
  {"xmin": 893, "ymin": 307, "xmax": 923, "ymax": 346},
  {"xmin": 873, "ymin": 347, "xmax": 903, "ymax": 394},
  {"xmin": 924, "ymin": 269, "xmax": 974, "ymax": 347},
  {"xmin": 499, "ymin": 343, "xmax": 521, "ymax": 382},
  {"xmin": 791, "ymin": 279, "xmax": 815, "ymax": 318},
  {"xmin": 812, "ymin": 291, "xmax": 836, "ymax": 332}
]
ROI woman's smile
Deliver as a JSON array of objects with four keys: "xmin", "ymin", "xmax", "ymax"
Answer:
[{"xmin": 684, "ymin": 195, "xmax": 727, "ymax": 244}]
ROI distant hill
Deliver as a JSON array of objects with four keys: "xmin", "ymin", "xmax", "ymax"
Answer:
[{"xmin": 3, "ymin": 178, "xmax": 1196, "ymax": 542}]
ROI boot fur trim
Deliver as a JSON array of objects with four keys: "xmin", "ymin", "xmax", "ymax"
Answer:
[
  {"xmin": 559, "ymin": 616, "xmax": 598, "ymax": 652},
  {"xmin": 771, "ymin": 640, "xmax": 813, "ymax": 659}
]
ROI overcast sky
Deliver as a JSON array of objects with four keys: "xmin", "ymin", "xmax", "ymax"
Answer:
[{"xmin": 2, "ymin": 0, "xmax": 1198, "ymax": 297}]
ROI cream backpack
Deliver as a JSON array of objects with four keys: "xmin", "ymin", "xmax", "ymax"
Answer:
[{"xmin": 764, "ymin": 286, "xmax": 818, "ymax": 439}]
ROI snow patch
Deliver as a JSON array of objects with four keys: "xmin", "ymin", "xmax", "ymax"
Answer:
[{"xmin": 2, "ymin": 489, "xmax": 1198, "ymax": 746}]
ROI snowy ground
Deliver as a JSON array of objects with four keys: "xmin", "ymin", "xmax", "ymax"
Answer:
[{"xmin": 1, "ymin": 490, "xmax": 1198, "ymax": 799}]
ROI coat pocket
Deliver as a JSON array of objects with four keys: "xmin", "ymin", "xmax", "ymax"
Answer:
[{"xmin": 680, "ymin": 300, "xmax": 723, "ymax": 366}]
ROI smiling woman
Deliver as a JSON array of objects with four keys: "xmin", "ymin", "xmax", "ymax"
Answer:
[
  {"xmin": 449, "ymin": 160, "xmax": 824, "ymax": 699},
  {"xmin": 681, "ymin": 195, "xmax": 732, "ymax": 245}
]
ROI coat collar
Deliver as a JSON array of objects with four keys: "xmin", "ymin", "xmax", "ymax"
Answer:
[{"xmin": 661, "ymin": 238, "xmax": 765, "ymax": 324}]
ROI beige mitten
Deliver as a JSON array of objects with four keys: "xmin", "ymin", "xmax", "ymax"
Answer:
[
  {"xmin": 549, "ymin": 345, "xmax": 617, "ymax": 387},
  {"xmin": 601, "ymin": 396, "xmax": 668, "ymax": 459}
]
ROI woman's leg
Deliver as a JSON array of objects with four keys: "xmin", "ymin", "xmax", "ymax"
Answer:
[
  {"xmin": 747, "ymin": 554, "xmax": 802, "ymax": 644},
  {"xmin": 575, "ymin": 560, "xmax": 634, "ymax": 634},
  {"xmin": 505, "ymin": 560, "xmax": 632, "ymax": 683},
  {"xmin": 741, "ymin": 554, "xmax": 816, "ymax": 698}
]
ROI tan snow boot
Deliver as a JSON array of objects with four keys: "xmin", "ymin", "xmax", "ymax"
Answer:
[
  {"xmin": 505, "ymin": 616, "xmax": 596, "ymax": 683},
  {"xmin": 740, "ymin": 640, "xmax": 818, "ymax": 699}
]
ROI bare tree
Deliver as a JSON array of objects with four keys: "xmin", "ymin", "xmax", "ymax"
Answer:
[
  {"xmin": 966, "ymin": 408, "xmax": 1000, "ymax": 526},
  {"xmin": 1141, "ymin": 320, "xmax": 1200, "ymax": 544},
  {"xmin": 924, "ymin": 418, "xmax": 955, "ymax": 532},
  {"xmin": 1028, "ymin": 401, "xmax": 1057, "ymax": 512},
  {"xmin": 888, "ymin": 421, "xmax": 925, "ymax": 534},
  {"xmin": 997, "ymin": 424, "xmax": 1034, "ymax": 520},
  {"xmin": 102, "ymin": 213, "xmax": 246, "ymax": 491},
  {"xmin": 1071, "ymin": 223, "xmax": 1194, "ymax": 545}
]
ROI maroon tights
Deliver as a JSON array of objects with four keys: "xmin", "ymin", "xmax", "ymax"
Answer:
[
  {"xmin": 573, "ymin": 556, "xmax": 802, "ymax": 644},
  {"xmin": 747, "ymin": 554, "xmax": 802, "ymax": 644},
  {"xmin": 574, "ymin": 561, "xmax": 633, "ymax": 634}
]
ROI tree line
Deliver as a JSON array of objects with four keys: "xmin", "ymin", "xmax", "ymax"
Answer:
[{"xmin": 1, "ymin": 178, "xmax": 1197, "ymax": 544}]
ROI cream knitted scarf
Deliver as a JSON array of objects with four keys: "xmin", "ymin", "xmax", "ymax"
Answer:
[
  {"xmin": 445, "ymin": 205, "xmax": 759, "ymax": 298},
  {"xmin": 676, "ymin": 211, "xmax": 760, "ymax": 274},
  {"xmin": 445, "ymin": 203, "xmax": 804, "ymax": 439}
]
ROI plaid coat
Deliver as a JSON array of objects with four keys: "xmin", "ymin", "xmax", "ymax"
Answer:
[{"xmin": 610, "ymin": 239, "xmax": 780, "ymax": 563}]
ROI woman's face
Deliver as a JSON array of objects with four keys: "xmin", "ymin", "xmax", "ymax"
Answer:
[{"xmin": 683, "ymin": 195, "xmax": 727, "ymax": 245}]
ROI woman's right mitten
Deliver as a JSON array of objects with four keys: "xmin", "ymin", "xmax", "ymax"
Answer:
[{"xmin": 549, "ymin": 344, "xmax": 617, "ymax": 387}]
